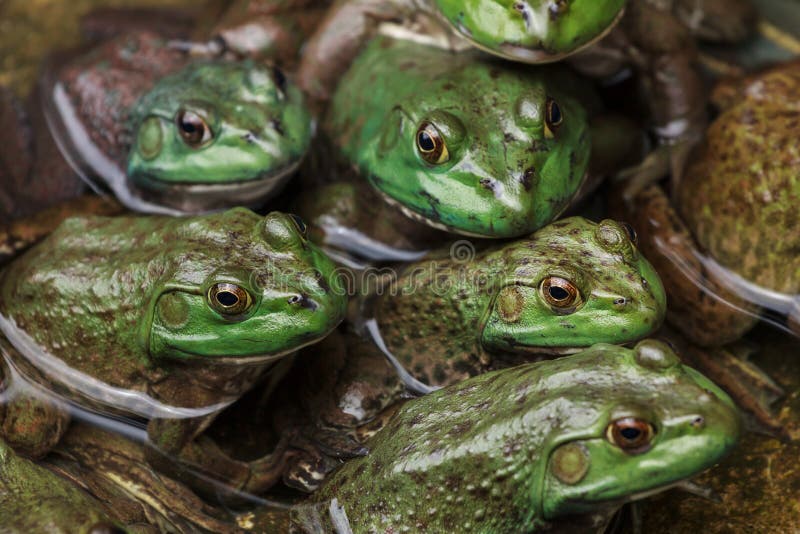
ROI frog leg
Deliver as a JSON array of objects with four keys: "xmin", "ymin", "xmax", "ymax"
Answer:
[
  {"xmin": 296, "ymin": 0, "xmax": 413, "ymax": 108},
  {"xmin": 146, "ymin": 415, "xmax": 311, "ymax": 496}
]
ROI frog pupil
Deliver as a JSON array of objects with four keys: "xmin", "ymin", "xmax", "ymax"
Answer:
[
  {"xmin": 621, "ymin": 427, "xmax": 641, "ymax": 441},
  {"xmin": 549, "ymin": 286, "xmax": 570, "ymax": 301},
  {"xmin": 418, "ymin": 131, "xmax": 436, "ymax": 152},
  {"xmin": 216, "ymin": 291, "xmax": 239, "ymax": 307},
  {"xmin": 548, "ymin": 100, "xmax": 562, "ymax": 125}
]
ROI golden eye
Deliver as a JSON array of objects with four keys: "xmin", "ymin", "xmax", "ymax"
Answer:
[
  {"xmin": 540, "ymin": 276, "xmax": 580, "ymax": 313},
  {"xmin": 606, "ymin": 418, "xmax": 656, "ymax": 454},
  {"xmin": 208, "ymin": 283, "xmax": 253, "ymax": 316},
  {"xmin": 416, "ymin": 122, "xmax": 450, "ymax": 164},
  {"xmin": 289, "ymin": 214, "xmax": 308, "ymax": 237},
  {"xmin": 620, "ymin": 221, "xmax": 638, "ymax": 247},
  {"xmin": 176, "ymin": 110, "xmax": 212, "ymax": 147},
  {"xmin": 544, "ymin": 98, "xmax": 563, "ymax": 139}
]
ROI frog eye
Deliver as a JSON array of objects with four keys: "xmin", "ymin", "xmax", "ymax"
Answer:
[
  {"xmin": 540, "ymin": 276, "xmax": 581, "ymax": 313},
  {"xmin": 544, "ymin": 98, "xmax": 563, "ymax": 139},
  {"xmin": 176, "ymin": 109, "xmax": 213, "ymax": 148},
  {"xmin": 208, "ymin": 283, "xmax": 253, "ymax": 317},
  {"xmin": 272, "ymin": 66, "xmax": 287, "ymax": 94},
  {"xmin": 416, "ymin": 122, "xmax": 450, "ymax": 165},
  {"xmin": 289, "ymin": 214, "xmax": 308, "ymax": 237},
  {"xmin": 620, "ymin": 221, "xmax": 638, "ymax": 246},
  {"xmin": 606, "ymin": 418, "xmax": 655, "ymax": 454}
]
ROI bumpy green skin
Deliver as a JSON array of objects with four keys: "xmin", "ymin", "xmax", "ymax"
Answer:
[
  {"xmin": 307, "ymin": 340, "xmax": 740, "ymax": 533},
  {"xmin": 128, "ymin": 60, "xmax": 311, "ymax": 188},
  {"xmin": 0, "ymin": 208, "xmax": 345, "ymax": 458},
  {"xmin": 679, "ymin": 62, "xmax": 800, "ymax": 295},
  {"xmin": 327, "ymin": 36, "xmax": 591, "ymax": 238},
  {"xmin": 375, "ymin": 217, "xmax": 666, "ymax": 386},
  {"xmin": 0, "ymin": 439, "xmax": 128, "ymax": 534},
  {"xmin": 432, "ymin": 0, "xmax": 626, "ymax": 62}
]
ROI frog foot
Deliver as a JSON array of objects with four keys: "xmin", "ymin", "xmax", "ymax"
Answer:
[
  {"xmin": 682, "ymin": 343, "xmax": 786, "ymax": 439},
  {"xmin": 280, "ymin": 428, "xmax": 369, "ymax": 493}
]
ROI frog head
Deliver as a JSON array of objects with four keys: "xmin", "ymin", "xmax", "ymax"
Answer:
[
  {"xmin": 145, "ymin": 209, "xmax": 346, "ymax": 363},
  {"xmin": 431, "ymin": 0, "xmax": 626, "ymax": 63},
  {"xmin": 481, "ymin": 217, "xmax": 666, "ymax": 351},
  {"xmin": 127, "ymin": 61, "xmax": 311, "ymax": 211},
  {"xmin": 364, "ymin": 64, "xmax": 591, "ymax": 238},
  {"xmin": 539, "ymin": 340, "xmax": 740, "ymax": 519}
]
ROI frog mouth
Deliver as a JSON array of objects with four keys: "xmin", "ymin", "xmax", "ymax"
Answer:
[
  {"xmin": 130, "ymin": 159, "xmax": 301, "ymax": 213},
  {"xmin": 375, "ymin": 188, "xmax": 492, "ymax": 238}
]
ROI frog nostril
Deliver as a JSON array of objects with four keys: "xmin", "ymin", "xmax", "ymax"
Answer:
[
  {"xmin": 613, "ymin": 297, "xmax": 627, "ymax": 306},
  {"xmin": 288, "ymin": 294, "xmax": 319, "ymax": 311},
  {"xmin": 691, "ymin": 416, "xmax": 706, "ymax": 429}
]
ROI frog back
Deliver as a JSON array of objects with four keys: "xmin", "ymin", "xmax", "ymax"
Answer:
[
  {"xmin": 679, "ymin": 63, "xmax": 800, "ymax": 293},
  {"xmin": 0, "ymin": 214, "xmax": 206, "ymax": 384}
]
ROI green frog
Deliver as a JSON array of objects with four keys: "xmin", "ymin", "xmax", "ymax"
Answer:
[
  {"xmin": 2, "ymin": 29, "xmax": 311, "ymax": 218},
  {"xmin": 266, "ymin": 340, "xmax": 741, "ymax": 532},
  {"xmin": 297, "ymin": 36, "xmax": 609, "ymax": 256},
  {"xmin": 616, "ymin": 60, "xmax": 800, "ymax": 434},
  {"xmin": 0, "ymin": 437, "xmax": 131, "ymax": 534},
  {"xmin": 254, "ymin": 215, "xmax": 666, "ymax": 491},
  {"xmin": 0, "ymin": 208, "xmax": 346, "ymax": 496}
]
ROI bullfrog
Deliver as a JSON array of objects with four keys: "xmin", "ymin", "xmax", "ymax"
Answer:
[
  {"xmin": 0, "ymin": 437, "xmax": 132, "ymax": 534},
  {"xmin": 246, "ymin": 215, "xmax": 666, "ymax": 490},
  {"xmin": 297, "ymin": 35, "xmax": 608, "ymax": 256},
  {"xmin": 265, "ymin": 340, "xmax": 741, "ymax": 532},
  {"xmin": 298, "ymin": 0, "xmax": 756, "ymax": 145},
  {"xmin": 2, "ymin": 28, "xmax": 311, "ymax": 218},
  {"xmin": 615, "ymin": 60, "xmax": 800, "ymax": 434},
  {"xmin": 0, "ymin": 208, "xmax": 346, "ymax": 496}
]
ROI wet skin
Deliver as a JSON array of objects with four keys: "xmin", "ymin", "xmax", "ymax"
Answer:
[
  {"xmin": 4, "ymin": 30, "xmax": 311, "ymax": 218},
  {"xmin": 0, "ymin": 208, "xmax": 346, "ymax": 495},
  {"xmin": 370, "ymin": 216, "xmax": 666, "ymax": 387},
  {"xmin": 298, "ymin": 35, "xmax": 593, "ymax": 254},
  {"xmin": 298, "ymin": 341, "xmax": 740, "ymax": 533},
  {"xmin": 271, "ymin": 216, "xmax": 666, "ymax": 491}
]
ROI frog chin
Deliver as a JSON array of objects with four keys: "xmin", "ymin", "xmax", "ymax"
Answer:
[
  {"xmin": 129, "ymin": 159, "xmax": 301, "ymax": 213},
  {"xmin": 374, "ymin": 188, "xmax": 493, "ymax": 238}
]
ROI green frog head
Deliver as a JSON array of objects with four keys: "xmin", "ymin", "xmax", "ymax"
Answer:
[
  {"xmin": 127, "ymin": 61, "xmax": 311, "ymax": 210},
  {"xmin": 146, "ymin": 210, "xmax": 347, "ymax": 362},
  {"xmin": 431, "ymin": 0, "xmax": 626, "ymax": 63},
  {"xmin": 311, "ymin": 340, "xmax": 740, "ymax": 531},
  {"xmin": 541, "ymin": 340, "xmax": 740, "ymax": 519},
  {"xmin": 331, "ymin": 37, "xmax": 592, "ymax": 238},
  {"xmin": 481, "ymin": 217, "xmax": 666, "ymax": 352}
]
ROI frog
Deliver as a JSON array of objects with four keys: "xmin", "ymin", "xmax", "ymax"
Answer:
[
  {"xmin": 1, "ymin": 27, "xmax": 311, "ymax": 218},
  {"xmin": 296, "ymin": 35, "xmax": 617, "ymax": 258},
  {"xmin": 0, "ymin": 207, "xmax": 347, "ymax": 497},
  {"xmin": 0, "ymin": 437, "xmax": 131, "ymax": 534},
  {"xmin": 297, "ymin": 0, "xmax": 756, "ymax": 148},
  {"xmin": 264, "ymin": 340, "xmax": 742, "ymax": 532},
  {"xmin": 614, "ymin": 60, "xmax": 800, "ymax": 435},
  {"xmin": 234, "ymin": 215, "xmax": 666, "ymax": 491}
]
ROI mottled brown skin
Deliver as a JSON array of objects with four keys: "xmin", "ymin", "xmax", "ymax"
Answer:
[{"xmin": 679, "ymin": 61, "xmax": 800, "ymax": 295}]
